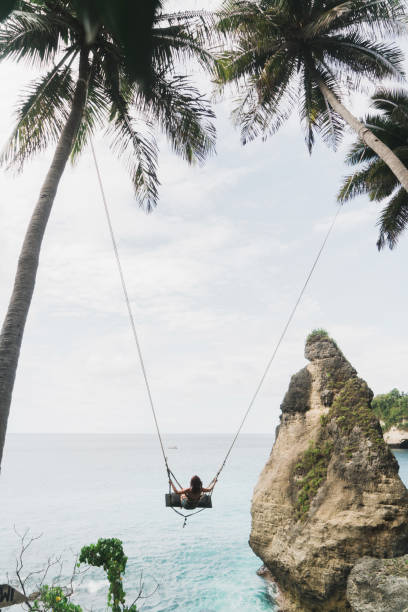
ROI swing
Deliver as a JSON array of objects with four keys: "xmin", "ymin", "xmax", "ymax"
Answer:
[
  {"xmin": 91, "ymin": 140, "xmax": 344, "ymax": 525},
  {"xmin": 165, "ymin": 493, "xmax": 213, "ymax": 509}
]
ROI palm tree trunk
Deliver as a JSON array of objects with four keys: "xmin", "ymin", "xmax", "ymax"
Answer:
[
  {"xmin": 319, "ymin": 81, "xmax": 408, "ymax": 193},
  {"xmin": 0, "ymin": 49, "xmax": 91, "ymax": 470}
]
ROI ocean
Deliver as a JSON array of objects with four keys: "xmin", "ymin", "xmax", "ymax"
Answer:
[{"xmin": 1, "ymin": 434, "xmax": 407, "ymax": 611}]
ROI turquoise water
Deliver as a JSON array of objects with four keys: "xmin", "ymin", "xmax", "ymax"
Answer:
[
  {"xmin": 0, "ymin": 434, "xmax": 277, "ymax": 611},
  {"xmin": 1, "ymin": 435, "xmax": 407, "ymax": 611}
]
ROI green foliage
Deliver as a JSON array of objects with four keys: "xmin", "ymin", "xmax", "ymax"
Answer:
[
  {"xmin": 306, "ymin": 329, "xmax": 339, "ymax": 354},
  {"xmin": 294, "ymin": 376, "xmax": 389, "ymax": 520},
  {"xmin": 0, "ymin": 1, "xmax": 164, "ymax": 86},
  {"xmin": 330, "ymin": 378, "xmax": 384, "ymax": 449},
  {"xmin": 306, "ymin": 329, "xmax": 329, "ymax": 343},
  {"xmin": 216, "ymin": 0, "xmax": 405, "ymax": 152},
  {"xmin": 32, "ymin": 586, "xmax": 82, "ymax": 612},
  {"xmin": 294, "ymin": 441, "xmax": 333, "ymax": 519},
  {"xmin": 372, "ymin": 389, "xmax": 408, "ymax": 432},
  {"xmin": 69, "ymin": 1, "xmax": 161, "ymax": 86},
  {"xmin": 0, "ymin": 0, "xmax": 17, "ymax": 21},
  {"xmin": 79, "ymin": 538, "xmax": 136, "ymax": 612},
  {"xmin": 32, "ymin": 539, "xmax": 138, "ymax": 612},
  {"xmin": 338, "ymin": 88, "xmax": 408, "ymax": 250},
  {"xmin": 0, "ymin": 0, "xmax": 216, "ymax": 210}
]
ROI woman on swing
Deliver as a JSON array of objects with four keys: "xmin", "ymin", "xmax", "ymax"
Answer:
[{"xmin": 169, "ymin": 475, "xmax": 216, "ymax": 509}]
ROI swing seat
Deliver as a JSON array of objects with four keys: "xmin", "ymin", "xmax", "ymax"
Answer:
[{"xmin": 165, "ymin": 493, "xmax": 212, "ymax": 509}]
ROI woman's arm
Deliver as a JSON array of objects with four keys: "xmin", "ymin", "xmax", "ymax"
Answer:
[
  {"xmin": 169, "ymin": 480, "xmax": 188, "ymax": 495},
  {"xmin": 169, "ymin": 480, "xmax": 181, "ymax": 494},
  {"xmin": 202, "ymin": 479, "xmax": 217, "ymax": 493}
]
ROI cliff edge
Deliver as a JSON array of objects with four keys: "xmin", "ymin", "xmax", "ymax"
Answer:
[{"xmin": 250, "ymin": 331, "xmax": 408, "ymax": 611}]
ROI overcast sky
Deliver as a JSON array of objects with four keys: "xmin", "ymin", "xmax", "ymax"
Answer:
[{"xmin": 1, "ymin": 1, "xmax": 408, "ymax": 441}]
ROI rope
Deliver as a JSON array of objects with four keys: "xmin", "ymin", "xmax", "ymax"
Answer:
[
  {"xmin": 210, "ymin": 146, "xmax": 367, "ymax": 486},
  {"xmin": 91, "ymin": 140, "xmax": 208, "ymax": 525},
  {"xmin": 91, "ymin": 134, "xmax": 366, "ymax": 522},
  {"xmin": 90, "ymin": 141, "xmax": 170, "ymax": 478},
  {"xmin": 210, "ymin": 206, "xmax": 341, "ymax": 484}
]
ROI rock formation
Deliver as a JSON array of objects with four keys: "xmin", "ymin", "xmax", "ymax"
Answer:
[
  {"xmin": 347, "ymin": 555, "xmax": 408, "ymax": 612},
  {"xmin": 250, "ymin": 331, "xmax": 408, "ymax": 611},
  {"xmin": 383, "ymin": 426, "xmax": 408, "ymax": 449}
]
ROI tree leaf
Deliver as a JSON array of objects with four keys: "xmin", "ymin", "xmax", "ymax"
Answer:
[{"xmin": 0, "ymin": 0, "xmax": 17, "ymax": 22}]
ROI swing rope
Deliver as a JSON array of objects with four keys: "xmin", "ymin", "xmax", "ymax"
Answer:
[
  {"xmin": 211, "ymin": 206, "xmax": 341, "ymax": 484},
  {"xmin": 91, "ymin": 141, "xmax": 206, "ymax": 524},
  {"xmin": 210, "ymin": 147, "xmax": 367, "ymax": 485},
  {"xmin": 90, "ymin": 141, "xmax": 170, "ymax": 478},
  {"xmin": 91, "ymin": 137, "xmax": 363, "ymax": 524}
]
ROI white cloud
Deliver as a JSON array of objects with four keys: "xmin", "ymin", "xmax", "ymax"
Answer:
[{"xmin": 1, "ymin": 17, "xmax": 408, "ymax": 438}]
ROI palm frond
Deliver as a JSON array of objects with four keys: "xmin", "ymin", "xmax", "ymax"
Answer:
[
  {"xmin": 365, "ymin": 158, "xmax": 400, "ymax": 200},
  {"xmin": 134, "ymin": 75, "xmax": 216, "ymax": 165},
  {"xmin": 370, "ymin": 88, "xmax": 408, "ymax": 127},
  {"xmin": 217, "ymin": 1, "xmax": 264, "ymax": 34},
  {"xmin": 235, "ymin": 77, "xmax": 297, "ymax": 145},
  {"xmin": 0, "ymin": 8, "xmax": 74, "ymax": 66},
  {"xmin": 309, "ymin": 0, "xmax": 406, "ymax": 38},
  {"xmin": 377, "ymin": 187, "xmax": 408, "ymax": 249},
  {"xmin": 318, "ymin": 34, "xmax": 405, "ymax": 87},
  {"xmin": 299, "ymin": 62, "xmax": 344, "ymax": 151},
  {"xmin": 344, "ymin": 139, "xmax": 376, "ymax": 165},
  {"xmin": 338, "ymin": 166, "xmax": 373, "ymax": 203},
  {"xmin": 108, "ymin": 113, "xmax": 159, "ymax": 212},
  {"xmin": 70, "ymin": 71, "xmax": 108, "ymax": 163},
  {"xmin": 1, "ymin": 64, "xmax": 74, "ymax": 170},
  {"xmin": 152, "ymin": 23, "xmax": 215, "ymax": 74}
]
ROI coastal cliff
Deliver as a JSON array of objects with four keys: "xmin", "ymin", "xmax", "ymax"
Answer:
[{"xmin": 250, "ymin": 331, "xmax": 408, "ymax": 611}]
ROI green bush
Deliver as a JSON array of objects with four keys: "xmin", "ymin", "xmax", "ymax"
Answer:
[
  {"xmin": 294, "ymin": 441, "xmax": 333, "ymax": 519},
  {"xmin": 372, "ymin": 389, "xmax": 408, "ymax": 432},
  {"xmin": 306, "ymin": 328, "xmax": 329, "ymax": 343},
  {"xmin": 33, "ymin": 539, "xmax": 138, "ymax": 612}
]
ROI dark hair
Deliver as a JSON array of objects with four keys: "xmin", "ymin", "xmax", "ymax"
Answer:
[{"xmin": 190, "ymin": 475, "xmax": 202, "ymax": 494}]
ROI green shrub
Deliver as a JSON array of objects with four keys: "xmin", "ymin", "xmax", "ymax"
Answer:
[
  {"xmin": 294, "ymin": 441, "xmax": 333, "ymax": 519},
  {"xmin": 33, "ymin": 539, "xmax": 138, "ymax": 612},
  {"xmin": 306, "ymin": 328, "xmax": 329, "ymax": 343},
  {"xmin": 372, "ymin": 389, "xmax": 408, "ymax": 432}
]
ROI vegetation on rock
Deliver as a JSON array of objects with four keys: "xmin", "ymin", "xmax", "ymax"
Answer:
[
  {"xmin": 293, "ymin": 347, "xmax": 391, "ymax": 519},
  {"xmin": 372, "ymin": 389, "xmax": 408, "ymax": 432},
  {"xmin": 294, "ymin": 440, "xmax": 333, "ymax": 518},
  {"xmin": 329, "ymin": 378, "xmax": 383, "ymax": 453},
  {"xmin": 306, "ymin": 329, "xmax": 329, "ymax": 343}
]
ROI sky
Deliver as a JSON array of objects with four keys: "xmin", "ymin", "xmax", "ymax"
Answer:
[{"xmin": 1, "ymin": 1, "xmax": 408, "ymax": 440}]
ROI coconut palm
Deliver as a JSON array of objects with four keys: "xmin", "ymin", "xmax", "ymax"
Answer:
[
  {"xmin": 215, "ymin": 0, "xmax": 408, "ymax": 191},
  {"xmin": 0, "ymin": 0, "xmax": 216, "ymax": 469},
  {"xmin": 338, "ymin": 89, "xmax": 408, "ymax": 250}
]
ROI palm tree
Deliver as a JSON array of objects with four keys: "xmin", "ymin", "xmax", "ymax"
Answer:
[
  {"xmin": 338, "ymin": 89, "xmax": 408, "ymax": 250},
  {"xmin": 215, "ymin": 0, "xmax": 408, "ymax": 191},
  {"xmin": 0, "ymin": 0, "xmax": 216, "ymax": 469}
]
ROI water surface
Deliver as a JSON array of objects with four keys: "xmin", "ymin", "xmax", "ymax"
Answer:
[
  {"xmin": 0, "ymin": 434, "xmax": 276, "ymax": 611},
  {"xmin": 2, "ymin": 435, "xmax": 407, "ymax": 611}
]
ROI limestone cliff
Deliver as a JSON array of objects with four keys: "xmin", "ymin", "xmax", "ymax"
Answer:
[
  {"xmin": 347, "ymin": 556, "xmax": 408, "ymax": 612},
  {"xmin": 250, "ymin": 331, "xmax": 408, "ymax": 612}
]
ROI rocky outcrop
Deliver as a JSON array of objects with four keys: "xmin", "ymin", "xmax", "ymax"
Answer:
[
  {"xmin": 347, "ymin": 556, "xmax": 408, "ymax": 612},
  {"xmin": 250, "ymin": 331, "xmax": 408, "ymax": 612},
  {"xmin": 383, "ymin": 427, "xmax": 408, "ymax": 448}
]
